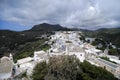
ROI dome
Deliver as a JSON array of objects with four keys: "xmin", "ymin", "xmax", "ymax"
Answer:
[{"xmin": 1, "ymin": 56, "xmax": 10, "ymax": 62}]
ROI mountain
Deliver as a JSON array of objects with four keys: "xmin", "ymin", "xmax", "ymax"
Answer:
[
  {"xmin": 81, "ymin": 27, "xmax": 120, "ymax": 34},
  {"xmin": 95, "ymin": 28, "xmax": 120, "ymax": 34},
  {"xmin": 31, "ymin": 23, "xmax": 72, "ymax": 31}
]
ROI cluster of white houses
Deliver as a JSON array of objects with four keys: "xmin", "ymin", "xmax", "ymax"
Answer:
[{"xmin": 0, "ymin": 31, "xmax": 120, "ymax": 80}]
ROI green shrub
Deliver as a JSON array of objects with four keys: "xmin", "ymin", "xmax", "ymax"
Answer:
[{"xmin": 32, "ymin": 55, "xmax": 118, "ymax": 80}]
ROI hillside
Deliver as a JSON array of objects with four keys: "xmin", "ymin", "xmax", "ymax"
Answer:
[
  {"xmin": 96, "ymin": 28, "xmax": 120, "ymax": 34},
  {"xmin": 81, "ymin": 28, "xmax": 120, "ymax": 48},
  {"xmin": 0, "ymin": 23, "xmax": 72, "ymax": 59},
  {"xmin": 81, "ymin": 28, "xmax": 120, "ymax": 57},
  {"xmin": 1, "ymin": 24, "xmax": 120, "ymax": 59}
]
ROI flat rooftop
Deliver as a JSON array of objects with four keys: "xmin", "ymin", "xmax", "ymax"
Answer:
[{"xmin": 98, "ymin": 58, "xmax": 119, "ymax": 69}]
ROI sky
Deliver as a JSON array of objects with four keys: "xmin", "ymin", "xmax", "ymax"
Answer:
[{"xmin": 0, "ymin": 0, "xmax": 120, "ymax": 31}]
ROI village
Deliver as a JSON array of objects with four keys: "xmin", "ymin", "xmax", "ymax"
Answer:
[{"xmin": 0, "ymin": 31, "xmax": 120, "ymax": 80}]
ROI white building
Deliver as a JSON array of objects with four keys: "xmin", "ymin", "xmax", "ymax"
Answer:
[
  {"xmin": 34, "ymin": 50, "xmax": 49, "ymax": 62},
  {"xmin": 0, "ymin": 53, "xmax": 14, "ymax": 79},
  {"xmin": 16, "ymin": 57, "xmax": 35, "ymax": 75}
]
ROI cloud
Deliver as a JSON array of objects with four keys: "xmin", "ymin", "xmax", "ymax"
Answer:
[{"xmin": 0, "ymin": 0, "xmax": 120, "ymax": 29}]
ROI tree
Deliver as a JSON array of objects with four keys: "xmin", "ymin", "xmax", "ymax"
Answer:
[
  {"xmin": 32, "ymin": 61, "xmax": 48, "ymax": 80},
  {"xmin": 45, "ymin": 55, "xmax": 82, "ymax": 80},
  {"xmin": 80, "ymin": 61, "xmax": 117, "ymax": 80},
  {"xmin": 32, "ymin": 55, "xmax": 118, "ymax": 80}
]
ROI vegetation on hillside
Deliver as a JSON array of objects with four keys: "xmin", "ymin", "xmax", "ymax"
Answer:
[
  {"xmin": 14, "ymin": 38, "xmax": 51, "ymax": 62},
  {"xmin": 82, "ymin": 28, "xmax": 120, "ymax": 48},
  {"xmin": 91, "ymin": 38, "xmax": 120, "ymax": 57},
  {"xmin": 100, "ymin": 56, "xmax": 117, "ymax": 64},
  {"xmin": 91, "ymin": 38, "xmax": 106, "ymax": 50},
  {"xmin": 32, "ymin": 55, "xmax": 117, "ymax": 80},
  {"xmin": 0, "ymin": 30, "xmax": 53, "ymax": 57},
  {"xmin": 82, "ymin": 28, "xmax": 120, "ymax": 57}
]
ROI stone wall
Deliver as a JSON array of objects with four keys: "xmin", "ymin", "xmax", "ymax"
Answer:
[{"xmin": 0, "ymin": 61, "xmax": 13, "ymax": 73}]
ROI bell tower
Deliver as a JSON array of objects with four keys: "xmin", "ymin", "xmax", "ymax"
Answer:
[{"xmin": 9, "ymin": 53, "xmax": 13, "ymax": 61}]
